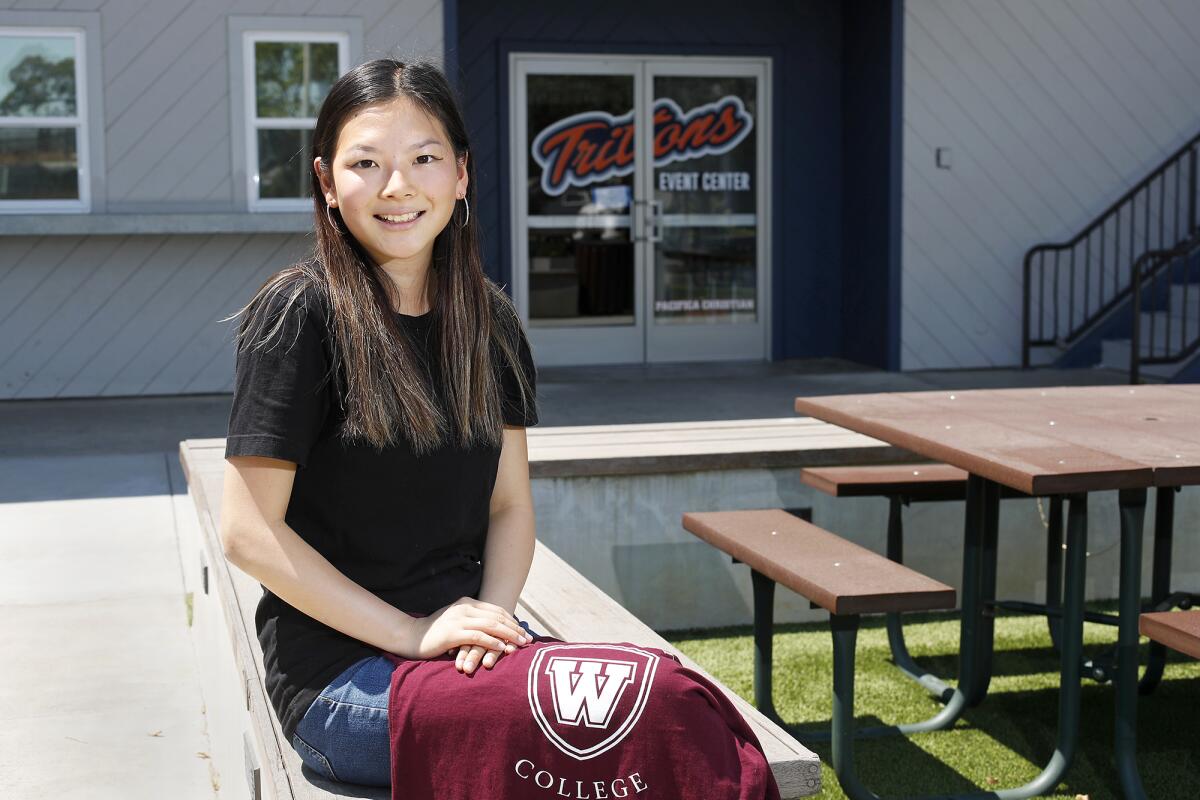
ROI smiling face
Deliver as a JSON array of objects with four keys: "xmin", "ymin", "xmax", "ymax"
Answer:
[{"xmin": 315, "ymin": 96, "xmax": 468, "ymax": 277}]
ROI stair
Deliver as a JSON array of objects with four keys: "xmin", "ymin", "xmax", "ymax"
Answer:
[
  {"xmin": 1098, "ymin": 281, "xmax": 1200, "ymax": 378},
  {"xmin": 1022, "ymin": 131, "xmax": 1200, "ymax": 369},
  {"xmin": 1027, "ymin": 344, "xmax": 1065, "ymax": 367}
]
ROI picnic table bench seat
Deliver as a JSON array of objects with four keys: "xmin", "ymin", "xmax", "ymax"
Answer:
[
  {"xmin": 1139, "ymin": 610, "xmax": 1200, "ymax": 659},
  {"xmin": 799, "ymin": 463, "xmax": 1033, "ymax": 501},
  {"xmin": 178, "ymin": 439, "xmax": 821, "ymax": 800},
  {"xmin": 799, "ymin": 463, "xmax": 1064, "ymax": 688},
  {"xmin": 681, "ymin": 507, "xmax": 958, "ymax": 798},
  {"xmin": 1125, "ymin": 610, "xmax": 1200, "ymax": 794},
  {"xmin": 679, "ymin": 507, "xmax": 957, "ymax": 718},
  {"xmin": 799, "ymin": 463, "xmax": 971, "ymax": 501},
  {"xmin": 681, "ymin": 509, "xmax": 956, "ymax": 616}
]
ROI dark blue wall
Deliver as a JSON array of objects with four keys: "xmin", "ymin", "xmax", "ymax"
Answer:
[
  {"xmin": 841, "ymin": 0, "xmax": 903, "ymax": 370},
  {"xmin": 450, "ymin": 0, "xmax": 898, "ymax": 365}
]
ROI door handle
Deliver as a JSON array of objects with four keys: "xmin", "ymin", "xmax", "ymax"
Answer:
[{"xmin": 647, "ymin": 200, "xmax": 663, "ymax": 243}]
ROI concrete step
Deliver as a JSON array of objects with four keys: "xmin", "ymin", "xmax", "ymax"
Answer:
[
  {"xmin": 1137, "ymin": 311, "xmax": 1200, "ymax": 355},
  {"xmin": 1169, "ymin": 282, "xmax": 1200, "ymax": 309},
  {"xmin": 1100, "ymin": 339, "xmax": 1131, "ymax": 371},
  {"xmin": 1027, "ymin": 344, "xmax": 1064, "ymax": 367},
  {"xmin": 1100, "ymin": 338, "xmax": 1193, "ymax": 379},
  {"xmin": 1137, "ymin": 280, "xmax": 1200, "ymax": 314}
]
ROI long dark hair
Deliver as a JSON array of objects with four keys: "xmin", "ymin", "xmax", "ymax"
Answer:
[{"xmin": 229, "ymin": 59, "xmax": 532, "ymax": 454}]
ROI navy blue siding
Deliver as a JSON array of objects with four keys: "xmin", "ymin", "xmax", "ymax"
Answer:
[
  {"xmin": 841, "ymin": 0, "xmax": 903, "ymax": 370},
  {"xmin": 453, "ymin": 0, "xmax": 899, "ymax": 363}
]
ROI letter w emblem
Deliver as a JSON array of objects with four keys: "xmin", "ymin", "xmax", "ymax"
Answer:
[
  {"xmin": 528, "ymin": 644, "xmax": 660, "ymax": 760},
  {"xmin": 545, "ymin": 657, "xmax": 636, "ymax": 729}
]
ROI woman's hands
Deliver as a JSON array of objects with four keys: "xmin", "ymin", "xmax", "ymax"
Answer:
[
  {"xmin": 400, "ymin": 596, "xmax": 531, "ymax": 672},
  {"xmin": 449, "ymin": 639, "xmax": 506, "ymax": 675}
]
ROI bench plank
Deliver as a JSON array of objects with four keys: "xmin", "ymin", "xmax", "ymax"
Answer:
[
  {"xmin": 682, "ymin": 509, "xmax": 956, "ymax": 616},
  {"xmin": 183, "ymin": 439, "xmax": 820, "ymax": 798},
  {"xmin": 526, "ymin": 418, "xmax": 909, "ymax": 477},
  {"xmin": 800, "ymin": 463, "xmax": 967, "ymax": 500},
  {"xmin": 1140, "ymin": 611, "xmax": 1200, "ymax": 659},
  {"xmin": 179, "ymin": 415, "xmax": 914, "ymax": 480}
]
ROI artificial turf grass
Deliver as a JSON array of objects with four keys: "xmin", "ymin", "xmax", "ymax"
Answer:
[{"xmin": 665, "ymin": 607, "xmax": 1199, "ymax": 800}]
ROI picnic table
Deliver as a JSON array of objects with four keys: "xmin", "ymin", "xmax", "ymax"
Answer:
[{"xmin": 793, "ymin": 384, "xmax": 1200, "ymax": 800}]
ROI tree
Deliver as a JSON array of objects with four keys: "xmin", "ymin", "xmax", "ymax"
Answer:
[{"xmin": 0, "ymin": 53, "xmax": 76, "ymax": 117}]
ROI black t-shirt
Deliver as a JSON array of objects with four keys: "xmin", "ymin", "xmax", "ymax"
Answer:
[{"xmin": 224, "ymin": 281, "xmax": 538, "ymax": 743}]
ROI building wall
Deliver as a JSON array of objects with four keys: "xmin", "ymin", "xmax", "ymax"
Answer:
[
  {"xmin": 0, "ymin": 0, "xmax": 442, "ymax": 398},
  {"xmin": 901, "ymin": 0, "xmax": 1200, "ymax": 369},
  {"xmin": 454, "ymin": 0, "xmax": 848, "ymax": 362},
  {"xmin": 0, "ymin": 233, "xmax": 310, "ymax": 398}
]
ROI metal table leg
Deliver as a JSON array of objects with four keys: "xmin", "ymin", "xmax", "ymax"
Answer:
[
  {"xmin": 1045, "ymin": 495, "xmax": 1064, "ymax": 650},
  {"xmin": 749, "ymin": 567, "xmax": 965, "ymax": 741},
  {"xmin": 1115, "ymin": 488, "xmax": 1149, "ymax": 800},
  {"xmin": 826, "ymin": 490, "xmax": 1089, "ymax": 799},
  {"xmin": 1139, "ymin": 486, "xmax": 1175, "ymax": 694},
  {"xmin": 885, "ymin": 494, "xmax": 957, "ymax": 702},
  {"xmin": 957, "ymin": 475, "xmax": 985, "ymax": 705},
  {"xmin": 971, "ymin": 479, "xmax": 1002, "ymax": 706},
  {"xmin": 961, "ymin": 475, "xmax": 1001, "ymax": 708},
  {"xmin": 750, "ymin": 568, "xmax": 784, "ymax": 725}
]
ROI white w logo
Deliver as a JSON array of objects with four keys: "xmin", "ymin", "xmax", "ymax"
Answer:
[
  {"xmin": 545, "ymin": 657, "xmax": 636, "ymax": 729},
  {"xmin": 528, "ymin": 644, "xmax": 660, "ymax": 760}
]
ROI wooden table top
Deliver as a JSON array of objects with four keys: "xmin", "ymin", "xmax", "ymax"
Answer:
[{"xmin": 794, "ymin": 385, "xmax": 1200, "ymax": 495}]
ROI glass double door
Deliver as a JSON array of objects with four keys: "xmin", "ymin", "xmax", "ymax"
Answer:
[{"xmin": 512, "ymin": 55, "xmax": 769, "ymax": 365}]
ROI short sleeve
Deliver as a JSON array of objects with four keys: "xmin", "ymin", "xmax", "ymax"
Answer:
[
  {"xmin": 225, "ymin": 286, "xmax": 332, "ymax": 466},
  {"xmin": 499, "ymin": 326, "xmax": 538, "ymax": 428}
]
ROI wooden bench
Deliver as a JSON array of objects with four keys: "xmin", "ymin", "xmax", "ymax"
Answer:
[
  {"xmin": 800, "ymin": 464, "xmax": 1056, "ymax": 695},
  {"xmin": 681, "ymin": 508, "xmax": 957, "ymax": 797},
  {"xmin": 526, "ymin": 417, "xmax": 910, "ymax": 477},
  {"xmin": 1139, "ymin": 610, "xmax": 1200, "ymax": 659},
  {"xmin": 1126, "ymin": 610, "xmax": 1200, "ymax": 793},
  {"xmin": 179, "ymin": 439, "xmax": 822, "ymax": 799},
  {"xmin": 800, "ymin": 465, "xmax": 1191, "ymax": 695},
  {"xmin": 799, "ymin": 463, "xmax": 971, "ymax": 500}
]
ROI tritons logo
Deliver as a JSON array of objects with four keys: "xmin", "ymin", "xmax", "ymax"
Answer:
[
  {"xmin": 531, "ymin": 95, "xmax": 754, "ymax": 197},
  {"xmin": 527, "ymin": 644, "xmax": 660, "ymax": 761}
]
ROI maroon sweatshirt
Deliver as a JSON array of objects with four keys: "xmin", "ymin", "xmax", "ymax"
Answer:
[{"xmin": 385, "ymin": 637, "xmax": 781, "ymax": 799}]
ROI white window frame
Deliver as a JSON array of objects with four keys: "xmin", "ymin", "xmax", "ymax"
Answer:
[
  {"xmin": 243, "ymin": 30, "xmax": 349, "ymax": 212},
  {"xmin": 0, "ymin": 26, "xmax": 89, "ymax": 214}
]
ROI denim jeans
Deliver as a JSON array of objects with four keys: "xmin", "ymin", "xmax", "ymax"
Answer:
[{"xmin": 290, "ymin": 618, "xmax": 540, "ymax": 786}]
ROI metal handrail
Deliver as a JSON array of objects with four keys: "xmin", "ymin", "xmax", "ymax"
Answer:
[
  {"xmin": 1129, "ymin": 232, "xmax": 1200, "ymax": 384},
  {"xmin": 1022, "ymin": 132, "xmax": 1200, "ymax": 367}
]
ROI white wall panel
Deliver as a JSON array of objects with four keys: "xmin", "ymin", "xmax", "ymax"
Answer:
[{"xmin": 902, "ymin": 0, "xmax": 1200, "ymax": 368}]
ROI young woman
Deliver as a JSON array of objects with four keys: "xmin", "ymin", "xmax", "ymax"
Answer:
[{"xmin": 219, "ymin": 58, "xmax": 539, "ymax": 786}]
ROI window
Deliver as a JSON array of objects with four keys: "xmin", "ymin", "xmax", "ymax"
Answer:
[
  {"xmin": 244, "ymin": 31, "xmax": 347, "ymax": 211},
  {"xmin": 0, "ymin": 27, "xmax": 89, "ymax": 212}
]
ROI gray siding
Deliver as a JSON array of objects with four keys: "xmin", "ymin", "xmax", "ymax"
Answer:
[
  {"xmin": 0, "ymin": 234, "xmax": 310, "ymax": 397},
  {"xmin": 1, "ymin": 0, "xmax": 441, "ymax": 398},
  {"xmin": 78, "ymin": 0, "xmax": 440, "ymax": 212},
  {"xmin": 901, "ymin": 0, "xmax": 1200, "ymax": 369}
]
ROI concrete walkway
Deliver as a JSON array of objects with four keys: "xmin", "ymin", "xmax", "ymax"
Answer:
[
  {"xmin": 0, "ymin": 453, "xmax": 216, "ymax": 799},
  {"xmin": 0, "ymin": 360, "xmax": 1130, "ymax": 797}
]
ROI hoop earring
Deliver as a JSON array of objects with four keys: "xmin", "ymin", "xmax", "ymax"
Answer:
[
  {"xmin": 460, "ymin": 196, "xmax": 470, "ymax": 228},
  {"xmin": 325, "ymin": 204, "xmax": 337, "ymax": 229}
]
